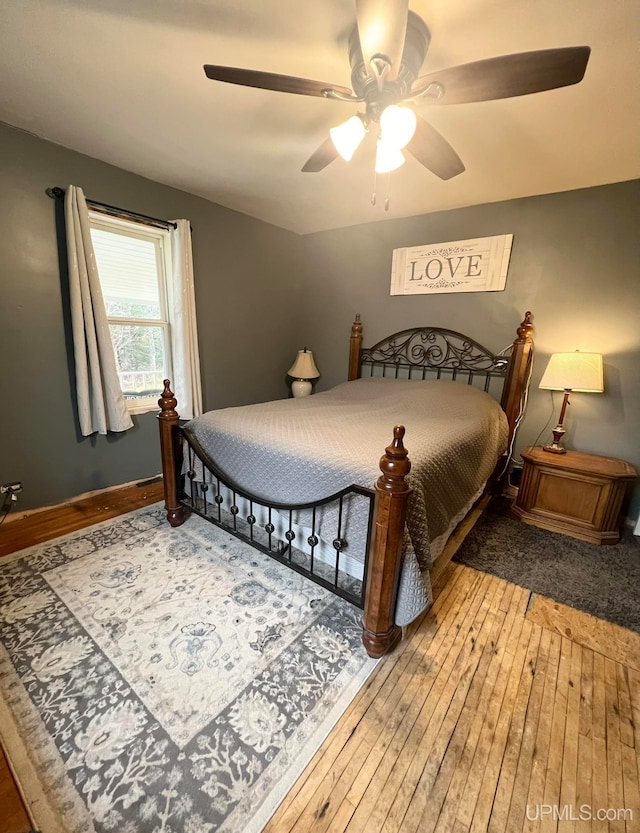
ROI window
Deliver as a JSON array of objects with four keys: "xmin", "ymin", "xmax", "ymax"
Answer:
[{"xmin": 89, "ymin": 212, "xmax": 173, "ymax": 414}]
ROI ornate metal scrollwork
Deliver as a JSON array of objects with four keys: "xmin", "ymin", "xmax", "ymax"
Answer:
[{"xmin": 361, "ymin": 327, "xmax": 509, "ymax": 374}]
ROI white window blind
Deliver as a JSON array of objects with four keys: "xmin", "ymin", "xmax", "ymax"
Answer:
[
  {"xmin": 91, "ymin": 229, "xmax": 162, "ymax": 317},
  {"xmin": 89, "ymin": 213, "xmax": 173, "ymax": 413}
]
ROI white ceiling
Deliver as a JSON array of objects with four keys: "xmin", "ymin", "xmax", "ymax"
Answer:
[{"xmin": 1, "ymin": 0, "xmax": 639, "ymax": 234}]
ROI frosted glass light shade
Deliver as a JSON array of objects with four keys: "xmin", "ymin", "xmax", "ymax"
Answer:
[
  {"xmin": 539, "ymin": 351, "xmax": 604, "ymax": 392},
  {"xmin": 329, "ymin": 116, "xmax": 366, "ymax": 161},
  {"xmin": 287, "ymin": 349, "xmax": 320, "ymax": 380},
  {"xmin": 379, "ymin": 105, "xmax": 417, "ymax": 149},
  {"xmin": 375, "ymin": 139, "xmax": 406, "ymax": 173}
]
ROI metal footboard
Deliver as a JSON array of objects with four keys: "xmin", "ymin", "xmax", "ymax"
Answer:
[{"xmin": 179, "ymin": 429, "xmax": 376, "ymax": 609}]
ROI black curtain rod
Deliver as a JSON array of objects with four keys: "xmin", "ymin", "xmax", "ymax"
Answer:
[{"xmin": 46, "ymin": 187, "xmax": 177, "ymax": 230}]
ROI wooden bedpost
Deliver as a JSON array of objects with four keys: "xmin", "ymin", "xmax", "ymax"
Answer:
[
  {"xmin": 362, "ymin": 425, "xmax": 412, "ymax": 658},
  {"xmin": 348, "ymin": 314, "xmax": 363, "ymax": 381},
  {"xmin": 494, "ymin": 311, "xmax": 535, "ymax": 490},
  {"xmin": 500, "ymin": 311, "xmax": 535, "ymax": 442},
  {"xmin": 158, "ymin": 380, "xmax": 189, "ymax": 527}
]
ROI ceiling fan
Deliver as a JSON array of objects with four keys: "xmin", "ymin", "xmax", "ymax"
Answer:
[{"xmin": 203, "ymin": 0, "xmax": 590, "ymax": 183}]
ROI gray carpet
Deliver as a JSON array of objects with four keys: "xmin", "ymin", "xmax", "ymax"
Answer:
[{"xmin": 453, "ymin": 497, "xmax": 640, "ymax": 634}]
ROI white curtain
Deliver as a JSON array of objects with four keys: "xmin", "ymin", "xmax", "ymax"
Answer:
[
  {"xmin": 65, "ymin": 185, "xmax": 133, "ymax": 435},
  {"xmin": 170, "ymin": 219, "xmax": 203, "ymax": 419}
]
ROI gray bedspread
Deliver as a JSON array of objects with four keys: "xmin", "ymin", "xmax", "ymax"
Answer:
[{"xmin": 183, "ymin": 378, "xmax": 508, "ymax": 624}]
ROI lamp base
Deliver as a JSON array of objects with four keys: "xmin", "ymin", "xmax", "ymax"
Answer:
[
  {"xmin": 291, "ymin": 378, "xmax": 312, "ymax": 398},
  {"xmin": 542, "ymin": 442, "xmax": 567, "ymax": 454},
  {"xmin": 542, "ymin": 424, "xmax": 567, "ymax": 454}
]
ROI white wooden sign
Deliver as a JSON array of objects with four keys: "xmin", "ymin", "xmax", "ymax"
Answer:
[{"xmin": 390, "ymin": 234, "xmax": 513, "ymax": 296}]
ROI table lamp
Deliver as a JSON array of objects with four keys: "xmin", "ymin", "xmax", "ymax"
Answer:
[
  {"xmin": 538, "ymin": 350, "xmax": 604, "ymax": 453},
  {"xmin": 287, "ymin": 348, "xmax": 320, "ymax": 398}
]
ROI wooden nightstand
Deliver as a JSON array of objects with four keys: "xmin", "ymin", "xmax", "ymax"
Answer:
[{"xmin": 511, "ymin": 446, "xmax": 636, "ymax": 544}]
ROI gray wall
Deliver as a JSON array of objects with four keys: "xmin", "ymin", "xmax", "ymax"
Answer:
[
  {"xmin": 300, "ymin": 181, "xmax": 640, "ymax": 521},
  {"xmin": 0, "ymin": 122, "xmax": 305, "ymax": 511}
]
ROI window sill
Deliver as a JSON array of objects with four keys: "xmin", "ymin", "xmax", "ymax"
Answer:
[{"xmin": 126, "ymin": 400, "xmax": 160, "ymax": 416}]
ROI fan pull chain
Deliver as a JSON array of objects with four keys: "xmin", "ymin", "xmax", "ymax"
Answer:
[{"xmin": 370, "ymin": 172, "xmax": 392, "ymax": 210}]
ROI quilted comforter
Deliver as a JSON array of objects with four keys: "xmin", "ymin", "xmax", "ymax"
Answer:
[{"xmin": 183, "ymin": 378, "xmax": 508, "ymax": 624}]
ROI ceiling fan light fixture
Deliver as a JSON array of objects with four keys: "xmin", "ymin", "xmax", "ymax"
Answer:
[
  {"xmin": 379, "ymin": 105, "xmax": 417, "ymax": 149},
  {"xmin": 375, "ymin": 139, "xmax": 406, "ymax": 173},
  {"xmin": 329, "ymin": 115, "xmax": 367, "ymax": 161},
  {"xmin": 204, "ymin": 8, "xmax": 591, "ymax": 190}
]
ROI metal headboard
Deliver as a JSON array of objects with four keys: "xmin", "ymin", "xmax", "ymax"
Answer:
[{"xmin": 358, "ymin": 325, "xmax": 510, "ymax": 395}]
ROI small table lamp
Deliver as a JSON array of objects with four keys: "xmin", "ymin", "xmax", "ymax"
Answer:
[
  {"xmin": 288, "ymin": 348, "xmax": 320, "ymax": 398},
  {"xmin": 538, "ymin": 351, "xmax": 604, "ymax": 453}
]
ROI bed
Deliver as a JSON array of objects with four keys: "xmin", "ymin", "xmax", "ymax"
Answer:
[{"xmin": 158, "ymin": 312, "xmax": 534, "ymax": 657}]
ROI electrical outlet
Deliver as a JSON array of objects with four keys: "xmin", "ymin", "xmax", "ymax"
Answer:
[{"xmin": 0, "ymin": 481, "xmax": 22, "ymax": 495}]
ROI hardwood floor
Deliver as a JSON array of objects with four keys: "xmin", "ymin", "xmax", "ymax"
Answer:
[
  {"xmin": 0, "ymin": 748, "xmax": 30, "ymax": 833},
  {"xmin": 0, "ymin": 477, "xmax": 164, "ymax": 556},
  {"xmin": 264, "ymin": 566, "xmax": 640, "ymax": 833},
  {"xmin": 1, "ymin": 482, "xmax": 638, "ymax": 832}
]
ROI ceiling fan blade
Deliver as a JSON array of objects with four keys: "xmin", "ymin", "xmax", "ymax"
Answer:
[
  {"xmin": 302, "ymin": 136, "xmax": 340, "ymax": 172},
  {"xmin": 203, "ymin": 65, "xmax": 354, "ymax": 99},
  {"xmin": 406, "ymin": 116, "xmax": 465, "ymax": 180},
  {"xmin": 356, "ymin": 0, "xmax": 409, "ymax": 82},
  {"xmin": 411, "ymin": 46, "xmax": 591, "ymax": 104}
]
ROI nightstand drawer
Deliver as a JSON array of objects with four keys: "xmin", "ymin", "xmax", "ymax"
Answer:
[{"xmin": 511, "ymin": 446, "xmax": 636, "ymax": 544}]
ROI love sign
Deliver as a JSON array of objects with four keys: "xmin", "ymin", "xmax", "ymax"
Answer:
[{"xmin": 390, "ymin": 234, "xmax": 513, "ymax": 296}]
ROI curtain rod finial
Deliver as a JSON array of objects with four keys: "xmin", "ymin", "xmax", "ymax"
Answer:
[{"xmin": 46, "ymin": 187, "xmax": 65, "ymax": 199}]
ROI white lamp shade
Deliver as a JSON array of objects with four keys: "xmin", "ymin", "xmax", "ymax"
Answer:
[
  {"xmin": 539, "ymin": 351, "xmax": 604, "ymax": 392},
  {"xmin": 329, "ymin": 116, "xmax": 366, "ymax": 161},
  {"xmin": 375, "ymin": 139, "xmax": 406, "ymax": 173},
  {"xmin": 379, "ymin": 105, "xmax": 417, "ymax": 149},
  {"xmin": 287, "ymin": 349, "xmax": 320, "ymax": 380}
]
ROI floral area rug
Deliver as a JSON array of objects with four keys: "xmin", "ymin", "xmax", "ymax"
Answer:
[{"xmin": 0, "ymin": 504, "xmax": 377, "ymax": 833}]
